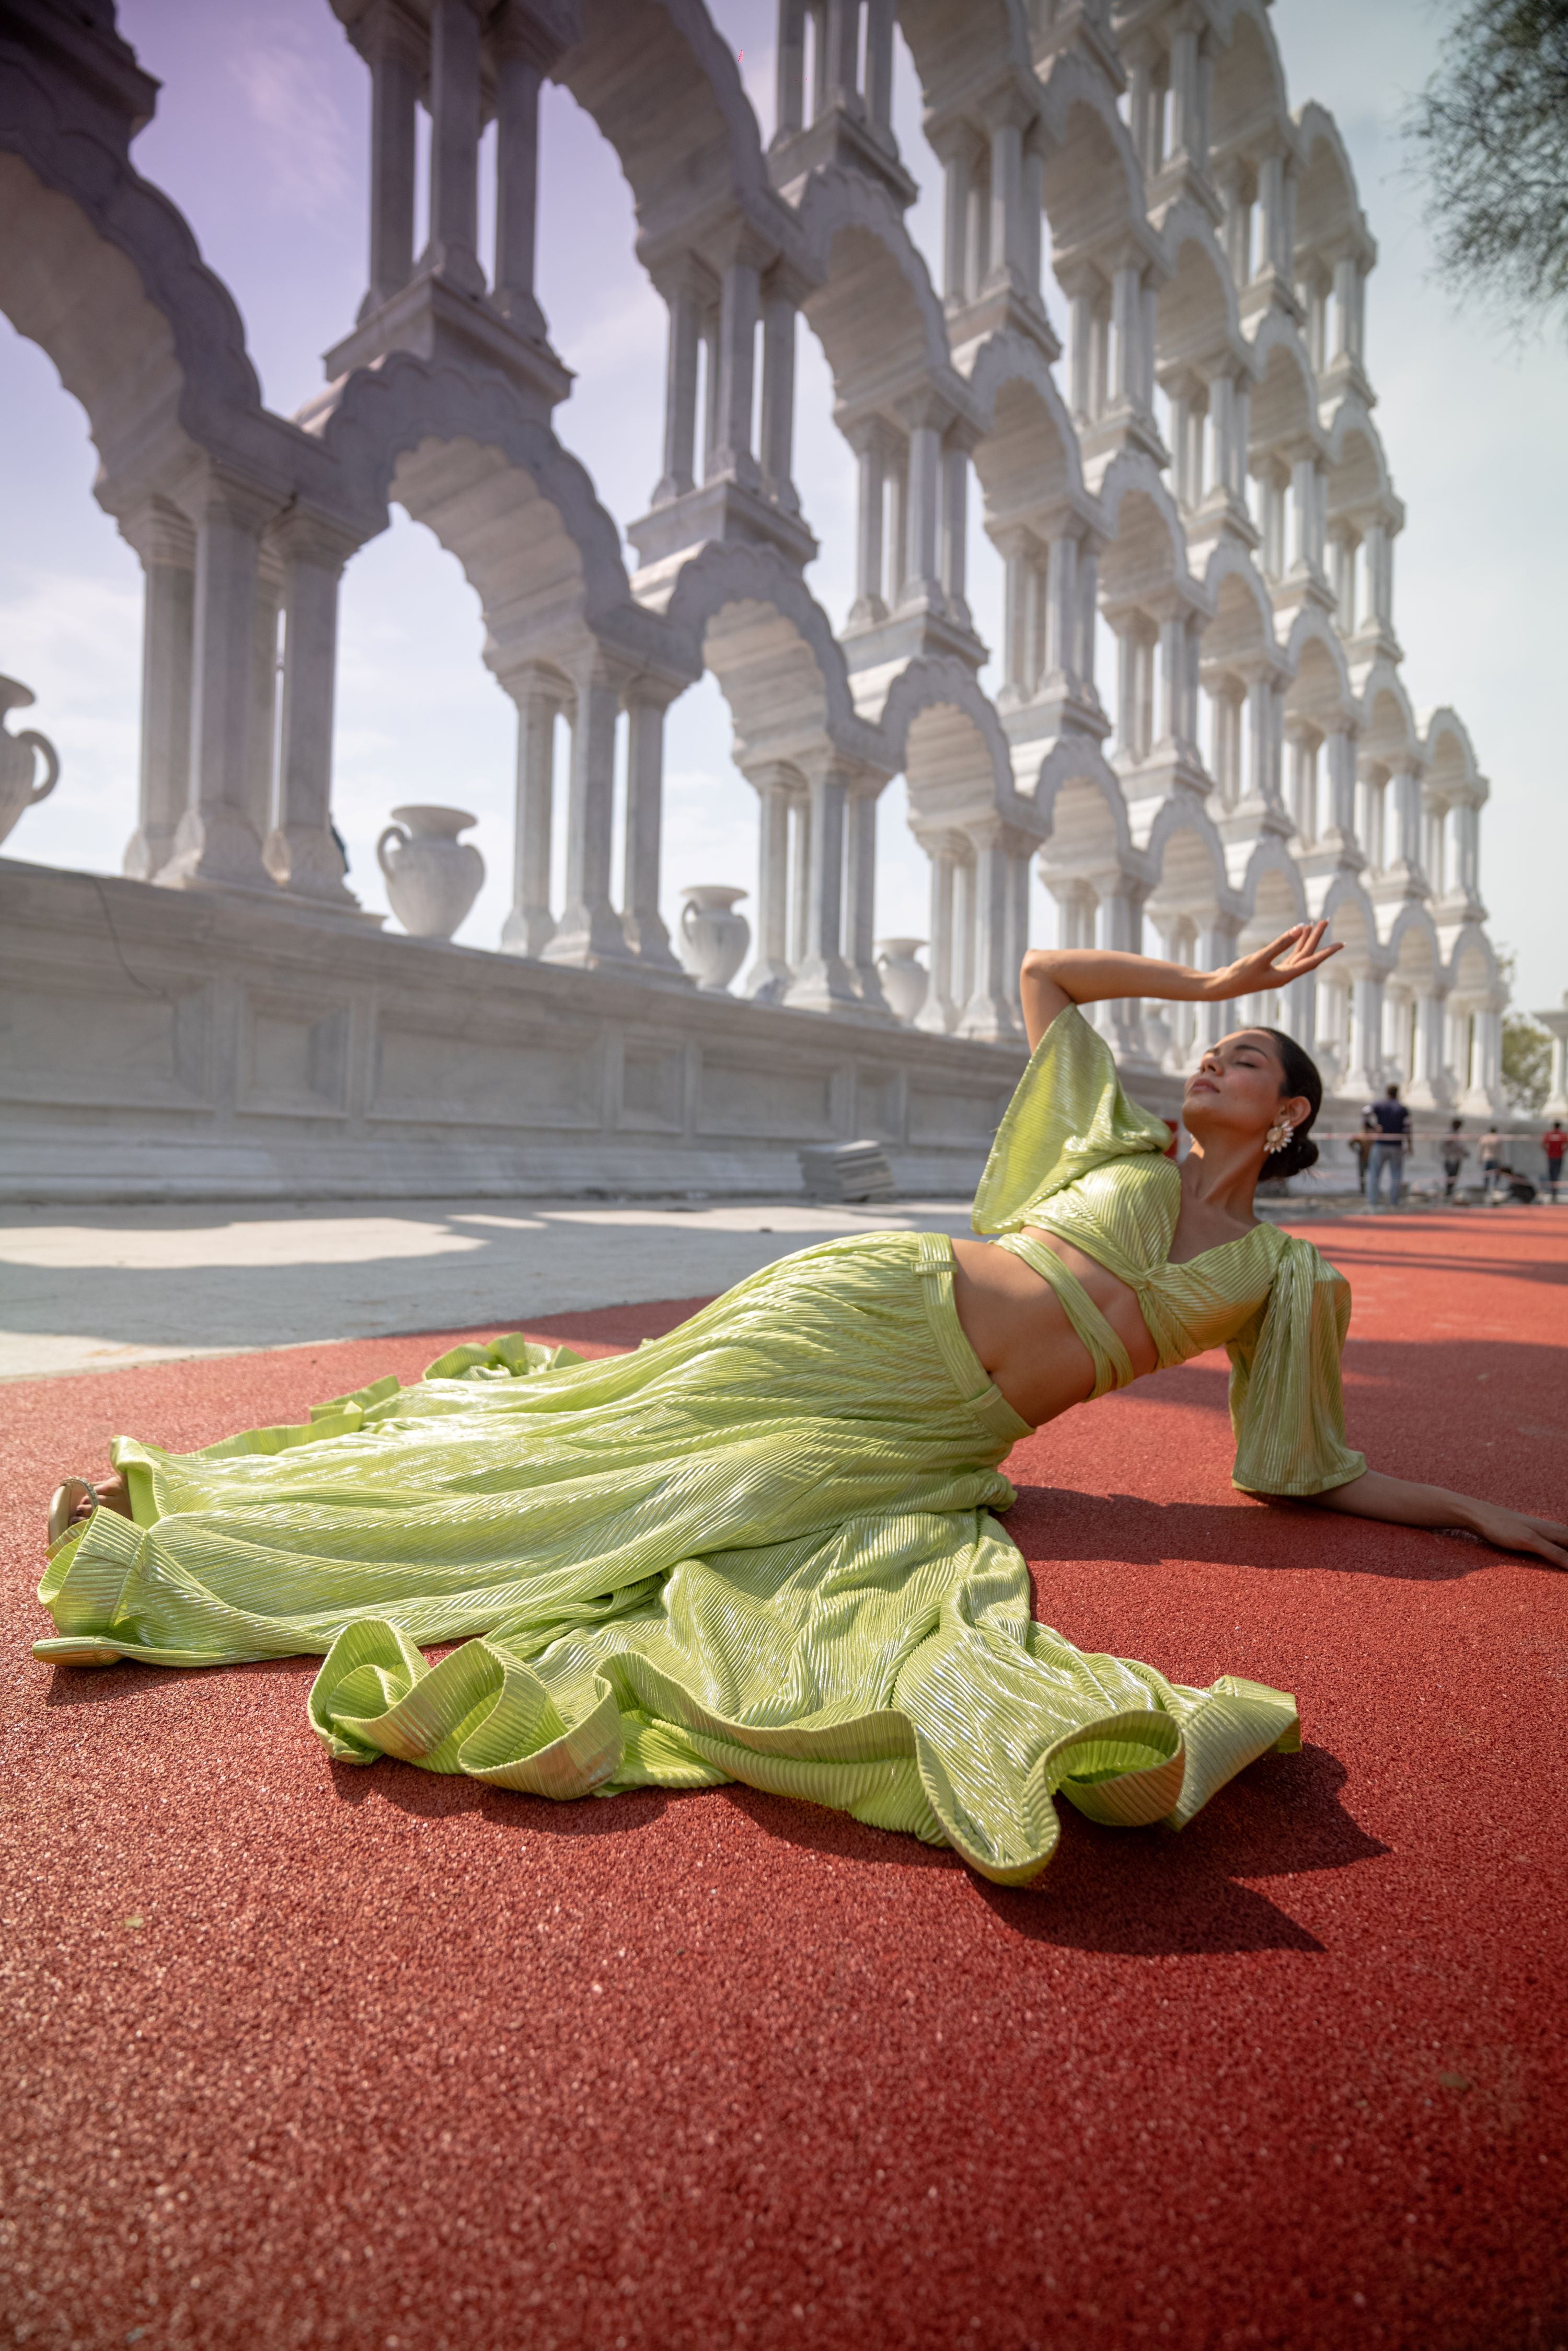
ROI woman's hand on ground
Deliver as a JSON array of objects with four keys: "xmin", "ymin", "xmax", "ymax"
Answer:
[
  {"xmin": 1457, "ymin": 1500, "xmax": 1568, "ymax": 1569},
  {"xmin": 1206, "ymin": 924, "xmax": 1343, "ymax": 1003}
]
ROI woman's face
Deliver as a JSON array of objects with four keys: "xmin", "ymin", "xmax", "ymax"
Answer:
[{"xmin": 1181, "ymin": 1030, "xmax": 1311, "ymax": 1154}]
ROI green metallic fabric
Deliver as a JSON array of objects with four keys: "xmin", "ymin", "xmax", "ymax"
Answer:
[
  {"xmin": 34, "ymin": 1232, "xmax": 1298, "ymax": 1888},
  {"xmin": 973, "ymin": 1006, "xmax": 1366, "ymax": 1496}
]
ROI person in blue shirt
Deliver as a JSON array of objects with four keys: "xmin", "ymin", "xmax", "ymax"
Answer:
[{"xmin": 1364, "ymin": 1083, "xmax": 1412, "ymax": 1208}]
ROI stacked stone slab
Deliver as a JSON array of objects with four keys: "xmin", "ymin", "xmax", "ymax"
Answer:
[{"xmin": 0, "ymin": 0, "xmax": 1535, "ymax": 1208}]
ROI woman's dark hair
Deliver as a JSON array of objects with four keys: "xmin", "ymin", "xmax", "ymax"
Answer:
[{"xmin": 1256, "ymin": 1027, "xmax": 1322, "ymax": 1180}]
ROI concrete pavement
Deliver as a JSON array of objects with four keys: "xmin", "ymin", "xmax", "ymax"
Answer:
[{"xmin": 0, "ymin": 1197, "xmax": 978, "ymax": 1380}]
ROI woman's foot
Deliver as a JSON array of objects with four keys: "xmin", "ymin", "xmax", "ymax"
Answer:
[{"xmin": 48, "ymin": 1470, "xmax": 134, "ymax": 1541}]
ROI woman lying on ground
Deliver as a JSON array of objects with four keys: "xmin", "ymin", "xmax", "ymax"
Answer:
[{"xmin": 37, "ymin": 925, "xmax": 1566, "ymax": 1888}]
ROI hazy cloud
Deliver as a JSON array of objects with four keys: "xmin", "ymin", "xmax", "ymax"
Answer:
[{"xmin": 227, "ymin": 36, "xmax": 353, "ymax": 217}]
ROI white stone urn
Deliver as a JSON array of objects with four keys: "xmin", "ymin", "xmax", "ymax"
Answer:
[
  {"xmin": 0, "ymin": 675, "xmax": 60, "ymax": 849},
  {"xmin": 874, "ymin": 937, "xmax": 929, "ymax": 1025},
  {"xmin": 376, "ymin": 805, "xmax": 485, "ymax": 941},
  {"xmin": 678, "ymin": 885, "xmax": 751, "ymax": 993}
]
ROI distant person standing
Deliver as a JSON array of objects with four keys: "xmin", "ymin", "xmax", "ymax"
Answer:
[
  {"xmin": 1544, "ymin": 1120, "xmax": 1567, "ymax": 1203},
  {"xmin": 1364, "ymin": 1083, "xmax": 1412, "ymax": 1209},
  {"xmin": 1440, "ymin": 1119, "xmax": 1469, "ymax": 1200},
  {"xmin": 1478, "ymin": 1126, "xmax": 1503, "ymax": 1205},
  {"xmin": 1350, "ymin": 1109, "xmax": 1377, "ymax": 1192}
]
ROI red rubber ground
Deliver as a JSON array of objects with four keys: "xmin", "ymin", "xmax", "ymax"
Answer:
[{"xmin": 4, "ymin": 1216, "xmax": 1566, "ymax": 2351}]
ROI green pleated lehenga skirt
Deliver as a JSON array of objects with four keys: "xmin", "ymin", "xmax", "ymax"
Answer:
[{"xmin": 34, "ymin": 1232, "xmax": 1298, "ymax": 1886}]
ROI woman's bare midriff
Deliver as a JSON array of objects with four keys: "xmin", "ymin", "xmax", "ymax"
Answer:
[{"xmin": 950, "ymin": 1229, "xmax": 1159, "ymax": 1428}]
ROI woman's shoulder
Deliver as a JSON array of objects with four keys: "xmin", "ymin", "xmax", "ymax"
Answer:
[{"xmin": 1268, "ymin": 1226, "xmax": 1349, "ymax": 1285}]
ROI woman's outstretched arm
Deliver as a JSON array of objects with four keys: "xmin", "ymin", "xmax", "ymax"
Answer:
[
  {"xmin": 1300, "ymin": 1470, "xmax": 1568, "ymax": 1570},
  {"xmin": 1019, "ymin": 925, "xmax": 1343, "ymax": 1050}
]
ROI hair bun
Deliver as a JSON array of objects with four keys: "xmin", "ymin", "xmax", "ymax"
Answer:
[{"xmin": 1263, "ymin": 1132, "xmax": 1319, "ymax": 1181}]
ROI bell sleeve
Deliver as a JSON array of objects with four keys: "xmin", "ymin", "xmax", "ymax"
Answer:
[
  {"xmin": 1227, "ymin": 1235, "xmax": 1366, "ymax": 1497},
  {"xmin": 971, "ymin": 1003, "xmax": 1174, "ymax": 1235}
]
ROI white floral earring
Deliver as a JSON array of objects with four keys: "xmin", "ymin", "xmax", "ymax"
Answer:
[{"xmin": 1264, "ymin": 1117, "xmax": 1295, "ymax": 1155}]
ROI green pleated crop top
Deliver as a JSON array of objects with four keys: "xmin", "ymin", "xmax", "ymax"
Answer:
[{"xmin": 971, "ymin": 1004, "xmax": 1366, "ymax": 1499}]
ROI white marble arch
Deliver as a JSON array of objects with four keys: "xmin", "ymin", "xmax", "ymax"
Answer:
[
  {"xmin": 791, "ymin": 166, "xmax": 957, "ymax": 403},
  {"xmin": 888, "ymin": 665, "xmax": 1039, "ymax": 1041},
  {"xmin": 661, "ymin": 539, "xmax": 890, "ymax": 1015},
  {"xmin": 0, "ymin": 28, "xmax": 364, "ymax": 893},
  {"xmin": 0, "ymin": 0, "xmax": 1544, "ymax": 1200},
  {"xmin": 305, "ymin": 352, "xmax": 676, "ymax": 670},
  {"xmin": 555, "ymin": 0, "xmax": 800, "ymax": 266},
  {"xmin": 1033, "ymin": 47, "xmax": 1150, "ymax": 270}
]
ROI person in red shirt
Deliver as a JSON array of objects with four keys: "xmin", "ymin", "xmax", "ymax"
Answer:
[{"xmin": 1544, "ymin": 1121, "xmax": 1567, "ymax": 1204}]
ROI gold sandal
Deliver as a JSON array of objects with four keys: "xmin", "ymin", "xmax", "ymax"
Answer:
[{"xmin": 47, "ymin": 1478, "xmax": 100, "ymax": 1546}]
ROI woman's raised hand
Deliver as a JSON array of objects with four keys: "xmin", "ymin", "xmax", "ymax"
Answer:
[{"xmin": 1206, "ymin": 923, "xmax": 1343, "ymax": 1002}]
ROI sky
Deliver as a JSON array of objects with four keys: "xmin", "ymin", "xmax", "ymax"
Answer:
[{"xmin": 2, "ymin": 0, "xmax": 1563, "ymax": 1012}]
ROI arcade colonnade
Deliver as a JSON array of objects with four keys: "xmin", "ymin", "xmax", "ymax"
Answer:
[{"xmin": 0, "ymin": 0, "xmax": 1511, "ymax": 1110}]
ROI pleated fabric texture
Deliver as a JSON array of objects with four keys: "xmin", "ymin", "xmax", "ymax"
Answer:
[
  {"xmin": 34, "ymin": 1232, "xmax": 1298, "ymax": 1887},
  {"xmin": 975, "ymin": 1005, "xmax": 1367, "ymax": 1497}
]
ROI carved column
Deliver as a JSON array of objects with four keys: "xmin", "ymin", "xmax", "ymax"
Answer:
[
  {"xmin": 1473, "ymin": 1005, "xmax": 1503, "ymax": 1105},
  {"xmin": 619, "ymin": 682, "xmax": 684, "ymax": 973},
  {"xmin": 709, "ymin": 231, "xmax": 765, "ymax": 489},
  {"xmin": 1044, "ymin": 529, "xmax": 1078, "ymax": 685},
  {"xmin": 997, "ymin": 529, "xmax": 1029, "ymax": 697},
  {"xmin": 939, "ymin": 130, "xmax": 977, "ymax": 305},
  {"xmin": 1456, "ymin": 799, "xmax": 1481, "ymax": 897},
  {"xmin": 1156, "ymin": 614, "xmax": 1186, "ymax": 750},
  {"xmin": 864, "ymin": 0, "xmax": 895, "ymax": 132},
  {"xmin": 1256, "ymin": 151, "xmax": 1286, "ymax": 275},
  {"xmin": 786, "ymin": 756, "xmax": 859, "ymax": 1013},
  {"xmin": 775, "ymin": 0, "xmax": 806, "ymax": 134},
  {"xmin": 952, "ymin": 848, "xmax": 977, "ymax": 1022},
  {"xmin": 1241, "ymin": 670, "xmax": 1276, "ymax": 805},
  {"xmin": 1410, "ymin": 989, "xmax": 1446, "ymax": 1107},
  {"xmin": 939, "ymin": 425, "xmax": 973, "ymax": 627},
  {"xmin": 845, "ymin": 783, "xmax": 890, "ymax": 1011},
  {"xmin": 248, "ymin": 549, "xmax": 284, "ymax": 867},
  {"xmin": 747, "ymin": 764, "xmax": 795, "ymax": 1002},
  {"xmin": 758, "ymin": 267, "xmax": 802, "ymax": 513},
  {"xmin": 848, "ymin": 419, "xmax": 889, "ymax": 627},
  {"xmin": 1444, "ymin": 1002, "xmax": 1472, "ymax": 1095},
  {"xmin": 270, "ymin": 514, "xmax": 361, "ymax": 905},
  {"xmin": 1329, "ymin": 527, "xmax": 1357, "ymax": 631},
  {"xmin": 1110, "ymin": 261, "xmax": 1143, "ymax": 409},
  {"xmin": 501, "ymin": 668, "xmax": 560, "ymax": 956},
  {"xmin": 1346, "ymin": 971, "xmax": 1385, "ymax": 1095},
  {"xmin": 1389, "ymin": 763, "xmax": 1423, "ymax": 877},
  {"xmin": 895, "ymin": 392, "xmax": 947, "ymax": 607},
  {"xmin": 159, "ymin": 471, "xmax": 279, "ymax": 890},
  {"xmin": 789, "ymin": 786, "xmax": 812, "ymax": 968},
  {"xmin": 982, "ymin": 90, "xmax": 1033, "ymax": 294},
  {"xmin": 822, "ymin": 0, "xmax": 861, "ymax": 109},
  {"xmin": 1003, "ymin": 841, "xmax": 1032, "ymax": 1026},
  {"xmin": 544, "ymin": 657, "xmax": 632, "ymax": 967},
  {"xmin": 652, "ymin": 258, "xmax": 708, "ymax": 505},
  {"xmin": 957, "ymin": 822, "xmax": 1017, "ymax": 1040},
  {"xmin": 120, "ymin": 499, "xmax": 194, "ymax": 882},
  {"xmin": 493, "ymin": 5, "xmax": 549, "ymax": 338},
  {"xmin": 361, "ymin": 0, "xmax": 421, "ymax": 316},
  {"xmin": 700, "ymin": 303, "xmax": 722, "ymax": 480},
  {"xmin": 1023, "ymin": 557, "xmax": 1044, "ymax": 694},
  {"xmin": 1076, "ymin": 546, "xmax": 1100, "ymax": 698},
  {"xmin": 1332, "ymin": 254, "xmax": 1359, "ymax": 362},
  {"xmin": 1068, "ymin": 283, "xmax": 1094, "ymax": 423},
  {"xmin": 917, "ymin": 836, "xmax": 958, "ymax": 1033},
  {"xmin": 422, "ymin": 0, "xmax": 485, "ymax": 293}
]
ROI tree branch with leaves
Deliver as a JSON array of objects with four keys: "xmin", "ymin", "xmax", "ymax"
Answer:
[{"xmin": 1405, "ymin": 0, "xmax": 1568, "ymax": 336}]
